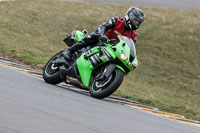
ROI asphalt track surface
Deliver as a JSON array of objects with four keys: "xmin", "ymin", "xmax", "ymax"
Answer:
[
  {"xmin": 68, "ymin": 0, "xmax": 200, "ymax": 10},
  {"xmin": 1, "ymin": 62, "xmax": 200, "ymax": 133}
]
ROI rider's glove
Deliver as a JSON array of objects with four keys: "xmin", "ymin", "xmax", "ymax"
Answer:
[{"xmin": 99, "ymin": 35, "xmax": 108, "ymax": 43}]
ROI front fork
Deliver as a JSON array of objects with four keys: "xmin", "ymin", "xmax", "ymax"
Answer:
[{"xmin": 95, "ymin": 64, "xmax": 116, "ymax": 82}]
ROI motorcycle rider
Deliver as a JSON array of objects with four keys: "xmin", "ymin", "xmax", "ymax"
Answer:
[{"xmin": 62, "ymin": 7, "xmax": 145, "ymax": 69}]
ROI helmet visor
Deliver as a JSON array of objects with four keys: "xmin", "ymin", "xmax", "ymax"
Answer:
[{"xmin": 132, "ymin": 18, "xmax": 142, "ymax": 29}]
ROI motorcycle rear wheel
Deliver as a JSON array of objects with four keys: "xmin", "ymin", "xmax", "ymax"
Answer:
[
  {"xmin": 89, "ymin": 69, "xmax": 124, "ymax": 99},
  {"xmin": 43, "ymin": 51, "xmax": 63, "ymax": 84}
]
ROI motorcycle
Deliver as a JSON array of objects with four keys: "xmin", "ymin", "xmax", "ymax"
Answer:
[{"xmin": 42, "ymin": 30, "xmax": 137, "ymax": 99}]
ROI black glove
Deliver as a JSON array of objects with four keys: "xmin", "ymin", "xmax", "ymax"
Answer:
[{"xmin": 99, "ymin": 35, "xmax": 108, "ymax": 43}]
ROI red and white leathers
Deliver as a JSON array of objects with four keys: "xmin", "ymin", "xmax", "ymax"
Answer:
[{"xmin": 96, "ymin": 17, "xmax": 138, "ymax": 43}]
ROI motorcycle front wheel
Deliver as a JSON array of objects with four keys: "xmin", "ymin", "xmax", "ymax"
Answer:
[
  {"xmin": 43, "ymin": 51, "xmax": 63, "ymax": 85},
  {"xmin": 89, "ymin": 69, "xmax": 124, "ymax": 99}
]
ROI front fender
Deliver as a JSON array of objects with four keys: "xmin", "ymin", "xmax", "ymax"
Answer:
[{"xmin": 115, "ymin": 65, "xmax": 125, "ymax": 73}]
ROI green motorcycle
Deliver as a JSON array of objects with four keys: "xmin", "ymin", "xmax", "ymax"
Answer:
[{"xmin": 43, "ymin": 30, "xmax": 138, "ymax": 99}]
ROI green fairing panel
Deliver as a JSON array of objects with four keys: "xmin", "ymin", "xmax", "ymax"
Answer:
[
  {"xmin": 104, "ymin": 45, "xmax": 116, "ymax": 58},
  {"xmin": 115, "ymin": 65, "xmax": 125, "ymax": 73},
  {"xmin": 114, "ymin": 35, "xmax": 137, "ymax": 71},
  {"xmin": 76, "ymin": 54, "xmax": 94, "ymax": 87},
  {"xmin": 112, "ymin": 38, "xmax": 131, "ymax": 69},
  {"xmin": 76, "ymin": 46, "xmax": 116, "ymax": 87},
  {"xmin": 74, "ymin": 31, "xmax": 86, "ymax": 41}
]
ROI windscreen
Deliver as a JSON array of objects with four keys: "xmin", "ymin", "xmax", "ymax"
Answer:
[{"xmin": 121, "ymin": 36, "xmax": 136, "ymax": 58}]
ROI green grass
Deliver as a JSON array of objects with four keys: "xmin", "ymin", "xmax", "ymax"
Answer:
[{"xmin": 0, "ymin": 0, "xmax": 200, "ymax": 120}]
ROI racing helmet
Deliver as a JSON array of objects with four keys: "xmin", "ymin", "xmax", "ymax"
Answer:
[{"xmin": 125, "ymin": 7, "xmax": 145, "ymax": 30}]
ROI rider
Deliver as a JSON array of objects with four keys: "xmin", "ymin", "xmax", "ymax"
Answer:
[{"xmin": 63, "ymin": 7, "xmax": 145, "ymax": 68}]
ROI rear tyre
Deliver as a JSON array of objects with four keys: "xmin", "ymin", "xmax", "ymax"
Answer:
[
  {"xmin": 89, "ymin": 69, "xmax": 124, "ymax": 99},
  {"xmin": 43, "ymin": 51, "xmax": 63, "ymax": 84}
]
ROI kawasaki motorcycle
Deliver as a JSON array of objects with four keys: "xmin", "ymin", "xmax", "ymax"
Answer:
[{"xmin": 43, "ymin": 30, "xmax": 137, "ymax": 99}]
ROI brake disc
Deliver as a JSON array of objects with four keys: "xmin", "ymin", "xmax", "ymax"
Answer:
[
  {"xmin": 95, "ymin": 74, "xmax": 113, "ymax": 88},
  {"xmin": 51, "ymin": 63, "xmax": 58, "ymax": 70}
]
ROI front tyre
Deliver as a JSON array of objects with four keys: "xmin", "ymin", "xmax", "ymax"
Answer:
[
  {"xmin": 89, "ymin": 69, "xmax": 124, "ymax": 99},
  {"xmin": 43, "ymin": 51, "xmax": 63, "ymax": 84}
]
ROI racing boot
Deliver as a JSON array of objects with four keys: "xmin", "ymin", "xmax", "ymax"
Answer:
[
  {"xmin": 53, "ymin": 39, "xmax": 87, "ymax": 68},
  {"xmin": 63, "ymin": 39, "xmax": 87, "ymax": 61},
  {"xmin": 63, "ymin": 32, "xmax": 99, "ymax": 61}
]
